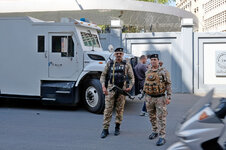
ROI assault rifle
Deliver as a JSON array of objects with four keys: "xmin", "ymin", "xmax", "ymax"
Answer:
[{"xmin": 109, "ymin": 85, "xmax": 135, "ymax": 100}]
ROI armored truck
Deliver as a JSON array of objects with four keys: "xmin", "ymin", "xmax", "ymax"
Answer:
[{"xmin": 0, "ymin": 16, "xmax": 115, "ymax": 113}]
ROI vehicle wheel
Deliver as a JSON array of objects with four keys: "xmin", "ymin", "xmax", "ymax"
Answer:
[{"xmin": 83, "ymin": 79, "xmax": 105, "ymax": 114}]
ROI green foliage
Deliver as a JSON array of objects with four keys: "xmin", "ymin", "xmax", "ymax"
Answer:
[
  {"xmin": 98, "ymin": 25, "xmax": 141, "ymax": 33},
  {"xmin": 137, "ymin": 0, "xmax": 155, "ymax": 2},
  {"xmin": 122, "ymin": 25, "xmax": 140, "ymax": 33},
  {"xmin": 137, "ymin": 0, "xmax": 175, "ymax": 4},
  {"xmin": 98, "ymin": 25, "xmax": 110, "ymax": 33},
  {"xmin": 99, "ymin": 25, "xmax": 141, "ymax": 33}
]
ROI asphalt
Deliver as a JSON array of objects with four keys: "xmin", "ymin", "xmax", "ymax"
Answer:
[{"xmin": 0, "ymin": 93, "xmax": 225, "ymax": 150}]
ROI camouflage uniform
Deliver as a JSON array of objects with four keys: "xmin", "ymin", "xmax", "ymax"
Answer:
[
  {"xmin": 144, "ymin": 67, "xmax": 172, "ymax": 138},
  {"xmin": 100, "ymin": 60, "xmax": 134, "ymax": 129}
]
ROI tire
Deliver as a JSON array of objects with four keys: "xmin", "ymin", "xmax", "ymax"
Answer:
[{"xmin": 83, "ymin": 79, "xmax": 105, "ymax": 114}]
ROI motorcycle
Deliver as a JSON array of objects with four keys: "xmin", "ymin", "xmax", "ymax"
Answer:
[{"xmin": 167, "ymin": 89, "xmax": 226, "ymax": 150}]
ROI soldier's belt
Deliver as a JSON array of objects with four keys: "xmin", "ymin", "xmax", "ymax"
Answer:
[{"xmin": 147, "ymin": 94, "xmax": 165, "ymax": 97}]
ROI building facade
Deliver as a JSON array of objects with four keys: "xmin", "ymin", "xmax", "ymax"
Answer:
[{"xmin": 176, "ymin": 0, "xmax": 226, "ymax": 32}]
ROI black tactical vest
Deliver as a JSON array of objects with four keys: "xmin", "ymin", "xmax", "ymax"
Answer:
[{"xmin": 109, "ymin": 60, "xmax": 126, "ymax": 88}]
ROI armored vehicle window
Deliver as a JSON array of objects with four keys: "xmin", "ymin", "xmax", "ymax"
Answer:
[
  {"xmin": 38, "ymin": 36, "xmax": 45, "ymax": 52},
  {"xmin": 52, "ymin": 36, "xmax": 74, "ymax": 57},
  {"xmin": 81, "ymin": 32, "xmax": 100, "ymax": 48},
  {"xmin": 61, "ymin": 36, "xmax": 74, "ymax": 57},
  {"xmin": 52, "ymin": 36, "xmax": 65, "ymax": 53}
]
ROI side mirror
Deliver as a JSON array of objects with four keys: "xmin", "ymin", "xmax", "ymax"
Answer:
[{"xmin": 108, "ymin": 44, "xmax": 114, "ymax": 52}]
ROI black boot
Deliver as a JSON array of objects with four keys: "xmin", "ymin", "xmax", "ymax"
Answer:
[
  {"xmin": 100, "ymin": 129, "xmax": 109, "ymax": 138},
  {"xmin": 149, "ymin": 132, "xmax": 158, "ymax": 140},
  {"xmin": 156, "ymin": 138, "xmax": 166, "ymax": 146},
  {"xmin": 114, "ymin": 123, "xmax": 120, "ymax": 136}
]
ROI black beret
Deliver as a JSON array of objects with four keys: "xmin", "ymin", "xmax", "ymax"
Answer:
[
  {"xmin": 114, "ymin": 48, "xmax": 123, "ymax": 52},
  {"xmin": 150, "ymin": 54, "xmax": 159, "ymax": 59}
]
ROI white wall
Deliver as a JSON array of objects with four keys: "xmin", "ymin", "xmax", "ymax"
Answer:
[{"xmin": 204, "ymin": 43, "xmax": 226, "ymax": 84}]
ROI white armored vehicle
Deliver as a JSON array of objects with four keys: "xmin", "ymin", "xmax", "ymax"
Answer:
[{"xmin": 0, "ymin": 16, "xmax": 115, "ymax": 113}]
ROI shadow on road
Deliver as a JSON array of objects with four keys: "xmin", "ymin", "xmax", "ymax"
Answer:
[{"xmin": 0, "ymin": 98, "xmax": 83, "ymax": 111}]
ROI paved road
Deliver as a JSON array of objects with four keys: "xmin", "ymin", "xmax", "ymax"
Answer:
[{"xmin": 0, "ymin": 94, "xmax": 225, "ymax": 150}]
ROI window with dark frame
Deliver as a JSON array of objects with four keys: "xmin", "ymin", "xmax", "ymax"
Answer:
[
  {"xmin": 52, "ymin": 36, "xmax": 74, "ymax": 57},
  {"xmin": 52, "ymin": 36, "xmax": 64, "ymax": 53},
  {"xmin": 67, "ymin": 36, "xmax": 74, "ymax": 57},
  {"xmin": 38, "ymin": 36, "xmax": 45, "ymax": 52}
]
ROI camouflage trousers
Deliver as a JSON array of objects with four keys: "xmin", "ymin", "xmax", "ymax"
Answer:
[
  {"xmin": 103, "ymin": 91, "xmax": 126, "ymax": 129},
  {"xmin": 145, "ymin": 95, "xmax": 167, "ymax": 138}
]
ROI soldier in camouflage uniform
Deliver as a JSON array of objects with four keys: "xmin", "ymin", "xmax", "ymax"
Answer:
[
  {"xmin": 100, "ymin": 48, "xmax": 134, "ymax": 138},
  {"xmin": 143, "ymin": 54, "xmax": 172, "ymax": 146}
]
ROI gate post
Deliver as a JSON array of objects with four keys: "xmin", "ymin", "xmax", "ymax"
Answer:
[
  {"xmin": 181, "ymin": 18, "xmax": 194, "ymax": 93},
  {"xmin": 110, "ymin": 20, "xmax": 122, "ymax": 49}
]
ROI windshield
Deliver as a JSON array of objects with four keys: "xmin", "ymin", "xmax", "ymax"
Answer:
[
  {"xmin": 181, "ymin": 89, "xmax": 214, "ymax": 124},
  {"xmin": 81, "ymin": 32, "xmax": 100, "ymax": 48}
]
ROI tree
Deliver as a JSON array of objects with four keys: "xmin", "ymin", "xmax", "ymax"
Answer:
[
  {"xmin": 137, "ymin": 0, "xmax": 175, "ymax": 4},
  {"xmin": 98, "ymin": 25, "xmax": 110, "ymax": 33}
]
